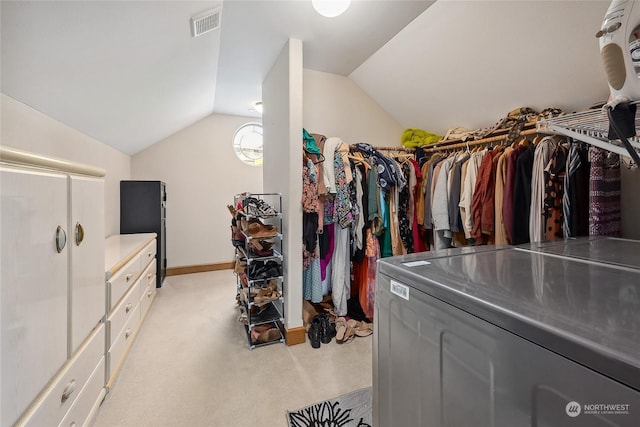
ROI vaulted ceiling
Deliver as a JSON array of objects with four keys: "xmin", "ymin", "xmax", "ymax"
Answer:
[{"xmin": 1, "ymin": 1, "xmax": 612, "ymax": 155}]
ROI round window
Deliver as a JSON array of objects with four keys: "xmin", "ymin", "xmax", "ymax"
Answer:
[{"xmin": 233, "ymin": 123, "xmax": 263, "ymax": 166}]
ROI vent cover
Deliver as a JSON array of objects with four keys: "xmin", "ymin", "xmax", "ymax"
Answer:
[{"xmin": 190, "ymin": 8, "xmax": 221, "ymax": 37}]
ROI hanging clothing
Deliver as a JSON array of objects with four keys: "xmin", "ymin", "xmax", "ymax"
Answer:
[
  {"xmin": 352, "ymin": 165, "xmax": 366, "ymax": 256},
  {"xmin": 433, "ymin": 155, "xmax": 457, "ymax": 235},
  {"xmin": 543, "ymin": 143, "xmax": 568, "ymax": 241},
  {"xmin": 333, "ymin": 151, "xmax": 353, "ymax": 228},
  {"xmin": 563, "ymin": 143, "xmax": 590, "ymax": 237},
  {"xmin": 363, "ymin": 229, "xmax": 379, "ymax": 320},
  {"xmin": 398, "ymin": 161, "xmax": 414, "ymax": 253},
  {"xmin": 589, "ymin": 147, "xmax": 622, "ymax": 237},
  {"xmin": 379, "ymin": 190, "xmax": 393, "ymax": 257},
  {"xmin": 422, "ymin": 154, "xmax": 444, "ymax": 229},
  {"xmin": 331, "ymin": 225, "xmax": 351, "ymax": 316},
  {"xmin": 471, "ymin": 148, "xmax": 502, "ymax": 242},
  {"xmin": 459, "ymin": 149, "xmax": 486, "ymax": 239},
  {"xmin": 303, "ymin": 257, "xmax": 323, "ymax": 303},
  {"xmin": 530, "ymin": 137, "xmax": 559, "ymax": 243},
  {"xmin": 511, "ymin": 145, "xmax": 535, "ymax": 245},
  {"xmin": 410, "ymin": 159, "xmax": 427, "ymax": 252},
  {"xmin": 503, "ymin": 144, "xmax": 526, "ymax": 244},
  {"xmin": 319, "ymin": 223, "xmax": 335, "ymax": 281},
  {"xmin": 310, "ymin": 133, "xmax": 328, "ymax": 197},
  {"xmin": 352, "ymin": 143, "xmax": 406, "ymax": 191},
  {"xmin": 449, "ymin": 153, "xmax": 469, "ymax": 235},
  {"xmin": 494, "ymin": 147, "xmax": 512, "ymax": 245}
]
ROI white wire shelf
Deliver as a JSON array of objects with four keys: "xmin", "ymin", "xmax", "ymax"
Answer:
[{"xmin": 537, "ymin": 109, "xmax": 640, "ymax": 159}]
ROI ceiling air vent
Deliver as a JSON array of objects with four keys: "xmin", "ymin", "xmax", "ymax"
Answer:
[{"xmin": 190, "ymin": 8, "xmax": 221, "ymax": 37}]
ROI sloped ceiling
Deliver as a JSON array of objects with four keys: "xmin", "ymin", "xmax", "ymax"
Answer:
[
  {"xmin": 352, "ymin": 0, "xmax": 612, "ymax": 136},
  {"xmin": 1, "ymin": 1, "xmax": 614, "ymax": 154}
]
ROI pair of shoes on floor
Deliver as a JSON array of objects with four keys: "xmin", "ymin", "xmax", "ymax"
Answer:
[
  {"xmin": 307, "ymin": 313, "xmax": 336, "ymax": 348},
  {"xmin": 335, "ymin": 317, "xmax": 373, "ymax": 343},
  {"xmin": 251, "ymin": 324, "xmax": 281, "ymax": 344}
]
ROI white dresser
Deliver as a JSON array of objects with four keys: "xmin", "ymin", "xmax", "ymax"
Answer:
[
  {"xmin": 104, "ymin": 233, "xmax": 158, "ymax": 388},
  {"xmin": 1, "ymin": 147, "xmax": 106, "ymax": 427}
]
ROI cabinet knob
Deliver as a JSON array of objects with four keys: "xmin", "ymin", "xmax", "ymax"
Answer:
[
  {"xmin": 125, "ymin": 273, "xmax": 133, "ymax": 283},
  {"xmin": 55, "ymin": 226, "xmax": 67, "ymax": 253},
  {"xmin": 125, "ymin": 328, "xmax": 131, "ymax": 339},
  {"xmin": 61, "ymin": 379, "xmax": 76, "ymax": 404},
  {"xmin": 148, "ymin": 252, "xmax": 152, "ymax": 258},
  {"xmin": 125, "ymin": 302, "xmax": 132, "ymax": 313},
  {"xmin": 74, "ymin": 222, "xmax": 84, "ymax": 246}
]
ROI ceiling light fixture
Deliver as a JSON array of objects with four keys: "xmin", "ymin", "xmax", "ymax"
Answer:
[
  {"xmin": 312, "ymin": 0, "xmax": 351, "ymax": 18},
  {"xmin": 249, "ymin": 101, "xmax": 262, "ymax": 114}
]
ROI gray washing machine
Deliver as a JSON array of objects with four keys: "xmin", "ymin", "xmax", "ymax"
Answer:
[{"xmin": 374, "ymin": 238, "xmax": 640, "ymax": 427}]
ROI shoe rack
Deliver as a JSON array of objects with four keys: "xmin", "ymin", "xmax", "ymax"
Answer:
[{"xmin": 231, "ymin": 193, "xmax": 285, "ymax": 349}]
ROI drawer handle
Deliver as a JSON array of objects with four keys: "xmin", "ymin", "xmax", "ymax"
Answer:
[
  {"xmin": 125, "ymin": 273, "xmax": 133, "ymax": 283},
  {"xmin": 147, "ymin": 291, "xmax": 152, "ymax": 298},
  {"xmin": 125, "ymin": 328, "xmax": 132, "ymax": 339},
  {"xmin": 55, "ymin": 226, "xmax": 67, "ymax": 253},
  {"xmin": 125, "ymin": 302, "xmax": 132, "ymax": 313},
  {"xmin": 75, "ymin": 222, "xmax": 84, "ymax": 246},
  {"xmin": 147, "ymin": 273, "xmax": 152, "ymax": 280},
  {"xmin": 148, "ymin": 251, "xmax": 153, "ymax": 258},
  {"xmin": 61, "ymin": 379, "xmax": 76, "ymax": 404}
]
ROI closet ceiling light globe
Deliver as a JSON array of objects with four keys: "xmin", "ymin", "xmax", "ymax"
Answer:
[{"xmin": 312, "ymin": 0, "xmax": 351, "ymax": 18}]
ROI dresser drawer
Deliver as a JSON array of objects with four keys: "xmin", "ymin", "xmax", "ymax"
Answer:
[
  {"xmin": 139, "ymin": 240, "xmax": 156, "ymax": 269},
  {"xmin": 107, "ymin": 254, "xmax": 142, "ymax": 311},
  {"xmin": 58, "ymin": 356, "xmax": 106, "ymax": 427},
  {"xmin": 139, "ymin": 281, "xmax": 155, "ymax": 321},
  {"xmin": 107, "ymin": 281, "xmax": 142, "ymax": 350},
  {"xmin": 106, "ymin": 302, "xmax": 141, "ymax": 384},
  {"xmin": 18, "ymin": 324, "xmax": 105, "ymax": 427},
  {"xmin": 141, "ymin": 258, "xmax": 156, "ymax": 288}
]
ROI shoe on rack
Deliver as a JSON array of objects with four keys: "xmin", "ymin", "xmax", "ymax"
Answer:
[
  {"xmin": 227, "ymin": 204, "xmax": 239, "ymax": 218},
  {"xmin": 243, "ymin": 197, "xmax": 278, "ymax": 218},
  {"xmin": 251, "ymin": 325, "xmax": 281, "ymax": 344},
  {"xmin": 249, "ymin": 245, "xmax": 274, "ymax": 258},
  {"xmin": 248, "ymin": 221, "xmax": 278, "ymax": 238},
  {"xmin": 308, "ymin": 317, "xmax": 322, "ymax": 349},
  {"xmin": 264, "ymin": 260, "xmax": 283, "ymax": 278}
]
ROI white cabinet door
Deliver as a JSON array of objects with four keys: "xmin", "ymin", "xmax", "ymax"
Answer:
[
  {"xmin": 1, "ymin": 166, "xmax": 69, "ymax": 427},
  {"xmin": 69, "ymin": 175, "xmax": 105, "ymax": 354}
]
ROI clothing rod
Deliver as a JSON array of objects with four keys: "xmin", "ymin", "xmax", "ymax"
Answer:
[
  {"xmin": 349, "ymin": 145, "xmax": 413, "ymax": 152},
  {"xmin": 424, "ymin": 128, "xmax": 539, "ymax": 153}
]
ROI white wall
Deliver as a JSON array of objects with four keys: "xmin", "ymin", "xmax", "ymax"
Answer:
[
  {"xmin": 304, "ymin": 69, "xmax": 404, "ymax": 146},
  {"xmin": 1, "ymin": 94, "xmax": 130, "ymax": 237},
  {"xmin": 130, "ymin": 113, "xmax": 262, "ymax": 268},
  {"xmin": 263, "ymin": 39, "xmax": 304, "ymax": 331}
]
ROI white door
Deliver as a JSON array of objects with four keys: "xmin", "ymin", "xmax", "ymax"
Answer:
[
  {"xmin": 69, "ymin": 175, "xmax": 105, "ymax": 354},
  {"xmin": 0, "ymin": 166, "xmax": 69, "ymax": 427}
]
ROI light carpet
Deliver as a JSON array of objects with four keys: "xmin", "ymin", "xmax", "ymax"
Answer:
[{"xmin": 286, "ymin": 387, "xmax": 372, "ymax": 427}]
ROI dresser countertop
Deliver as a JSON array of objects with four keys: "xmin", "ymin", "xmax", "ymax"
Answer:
[{"xmin": 105, "ymin": 233, "xmax": 157, "ymax": 280}]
